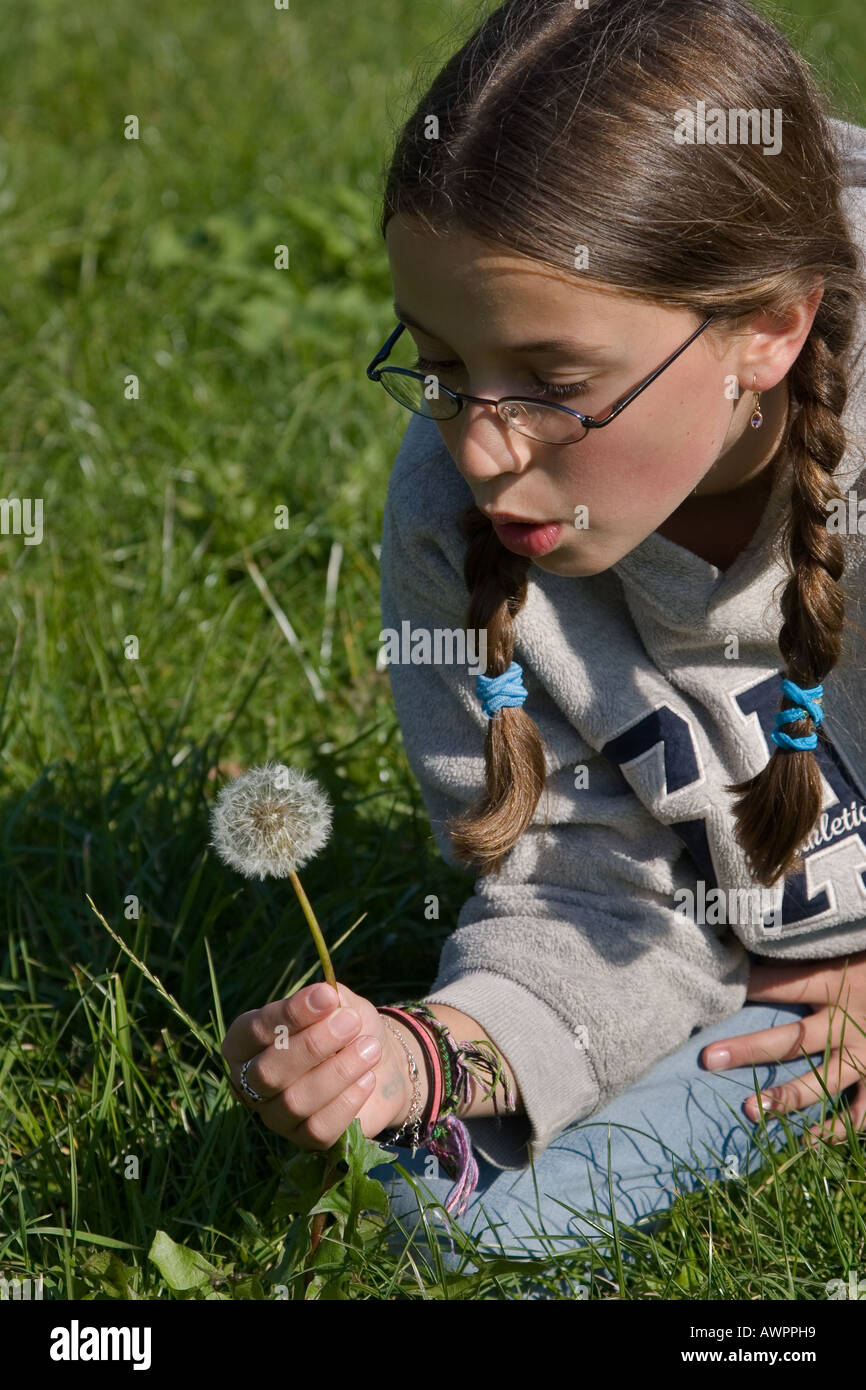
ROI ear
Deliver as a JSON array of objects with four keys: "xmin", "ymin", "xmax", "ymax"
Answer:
[{"xmin": 741, "ymin": 279, "xmax": 825, "ymax": 391}]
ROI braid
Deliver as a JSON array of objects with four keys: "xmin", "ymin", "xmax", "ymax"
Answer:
[
  {"xmin": 443, "ymin": 505, "xmax": 548, "ymax": 875},
  {"xmin": 376, "ymin": 0, "xmax": 866, "ymax": 886},
  {"xmin": 725, "ymin": 318, "xmax": 853, "ymax": 886},
  {"xmin": 446, "ymin": 323, "xmax": 864, "ymax": 886}
]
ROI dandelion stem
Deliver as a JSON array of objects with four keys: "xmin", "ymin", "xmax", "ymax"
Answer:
[{"xmin": 288, "ymin": 869, "xmax": 336, "ymax": 989}]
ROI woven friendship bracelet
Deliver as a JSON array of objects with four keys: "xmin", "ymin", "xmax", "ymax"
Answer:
[
  {"xmin": 396, "ymin": 1002, "xmax": 518, "ymax": 1125},
  {"xmin": 374, "ymin": 1001, "xmax": 517, "ymax": 1219}
]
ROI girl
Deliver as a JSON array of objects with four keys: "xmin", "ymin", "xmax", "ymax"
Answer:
[{"xmin": 222, "ymin": 0, "xmax": 866, "ymax": 1275}]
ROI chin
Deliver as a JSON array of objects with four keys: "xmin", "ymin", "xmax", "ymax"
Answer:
[{"xmin": 533, "ymin": 548, "xmax": 613, "ymax": 579}]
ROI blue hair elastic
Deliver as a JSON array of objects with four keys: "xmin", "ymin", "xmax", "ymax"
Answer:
[
  {"xmin": 770, "ymin": 679, "xmax": 825, "ymax": 751},
  {"xmin": 476, "ymin": 660, "xmax": 528, "ymax": 719}
]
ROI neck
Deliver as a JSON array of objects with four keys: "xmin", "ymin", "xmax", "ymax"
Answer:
[{"xmin": 692, "ymin": 377, "xmax": 790, "ymax": 501}]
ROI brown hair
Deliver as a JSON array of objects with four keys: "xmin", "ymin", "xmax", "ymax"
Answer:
[{"xmin": 378, "ymin": 0, "xmax": 866, "ymax": 887}]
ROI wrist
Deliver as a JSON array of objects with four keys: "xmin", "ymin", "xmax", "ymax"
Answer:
[{"xmin": 379, "ymin": 1012, "xmax": 432, "ymax": 1142}]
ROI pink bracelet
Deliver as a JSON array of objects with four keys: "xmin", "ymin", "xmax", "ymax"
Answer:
[{"xmin": 378, "ymin": 1005, "xmax": 443, "ymax": 1137}]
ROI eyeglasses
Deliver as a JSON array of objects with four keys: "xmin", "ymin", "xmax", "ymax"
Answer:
[{"xmin": 366, "ymin": 313, "xmax": 717, "ymax": 445}]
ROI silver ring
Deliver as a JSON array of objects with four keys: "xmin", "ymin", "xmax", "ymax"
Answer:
[{"xmin": 240, "ymin": 1057, "xmax": 263, "ymax": 1103}]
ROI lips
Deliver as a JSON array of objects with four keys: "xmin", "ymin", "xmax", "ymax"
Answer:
[{"xmin": 489, "ymin": 519, "xmax": 564, "ymax": 558}]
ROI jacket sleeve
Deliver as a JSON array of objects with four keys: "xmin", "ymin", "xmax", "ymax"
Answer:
[{"xmin": 379, "ymin": 414, "xmax": 750, "ymax": 1171}]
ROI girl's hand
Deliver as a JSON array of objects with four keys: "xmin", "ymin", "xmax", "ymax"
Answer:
[
  {"xmin": 701, "ymin": 951, "xmax": 866, "ymax": 1141},
  {"xmin": 221, "ymin": 981, "xmax": 417, "ymax": 1151}
]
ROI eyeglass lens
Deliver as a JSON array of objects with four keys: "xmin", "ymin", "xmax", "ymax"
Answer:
[{"xmin": 378, "ymin": 368, "xmax": 588, "ymax": 444}]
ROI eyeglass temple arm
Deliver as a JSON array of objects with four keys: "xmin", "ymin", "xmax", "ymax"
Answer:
[
  {"xmin": 581, "ymin": 314, "xmax": 716, "ymax": 428},
  {"xmin": 366, "ymin": 322, "xmax": 406, "ymax": 379}
]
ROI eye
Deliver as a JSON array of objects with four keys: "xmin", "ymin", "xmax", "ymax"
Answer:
[
  {"xmin": 410, "ymin": 355, "xmax": 590, "ymax": 403},
  {"xmin": 529, "ymin": 378, "xmax": 590, "ymax": 402}
]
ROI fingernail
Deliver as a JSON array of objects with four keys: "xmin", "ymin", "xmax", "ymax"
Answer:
[
  {"xmin": 749, "ymin": 1091, "xmax": 778, "ymax": 1115},
  {"xmin": 329, "ymin": 1008, "xmax": 361, "ymax": 1038},
  {"xmin": 704, "ymin": 1048, "xmax": 730, "ymax": 1070},
  {"xmin": 357, "ymin": 1037, "xmax": 381, "ymax": 1063},
  {"xmin": 309, "ymin": 984, "xmax": 337, "ymax": 1013}
]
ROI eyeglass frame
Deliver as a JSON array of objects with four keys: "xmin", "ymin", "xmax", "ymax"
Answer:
[{"xmin": 366, "ymin": 312, "xmax": 717, "ymax": 442}]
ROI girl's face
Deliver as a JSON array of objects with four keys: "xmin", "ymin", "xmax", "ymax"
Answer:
[{"xmin": 385, "ymin": 215, "xmax": 820, "ymax": 578}]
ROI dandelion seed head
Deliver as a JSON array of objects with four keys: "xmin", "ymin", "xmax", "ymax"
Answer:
[{"xmin": 208, "ymin": 761, "xmax": 333, "ymax": 880}]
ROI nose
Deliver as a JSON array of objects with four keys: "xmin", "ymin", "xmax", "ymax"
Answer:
[{"xmin": 447, "ymin": 400, "xmax": 534, "ymax": 482}]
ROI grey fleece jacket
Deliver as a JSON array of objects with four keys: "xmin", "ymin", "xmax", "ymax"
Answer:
[{"xmin": 378, "ymin": 117, "xmax": 866, "ymax": 1171}]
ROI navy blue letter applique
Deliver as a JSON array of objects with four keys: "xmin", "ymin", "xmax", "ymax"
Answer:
[{"xmin": 601, "ymin": 671, "xmax": 866, "ymax": 936}]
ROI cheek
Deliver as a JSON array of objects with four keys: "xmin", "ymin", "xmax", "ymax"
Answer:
[
  {"xmin": 564, "ymin": 401, "xmax": 723, "ymax": 509},
  {"xmin": 435, "ymin": 421, "xmax": 468, "ymax": 469},
  {"xmin": 558, "ymin": 432, "xmax": 679, "ymax": 514}
]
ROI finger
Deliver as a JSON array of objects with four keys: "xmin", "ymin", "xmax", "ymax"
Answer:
[
  {"xmin": 260, "ymin": 1066, "xmax": 379, "ymax": 1148},
  {"xmin": 230, "ymin": 1081, "xmax": 258, "ymax": 1112},
  {"xmin": 221, "ymin": 979, "xmax": 364, "ymax": 1063},
  {"xmin": 256, "ymin": 1033, "xmax": 382, "ymax": 1138},
  {"xmin": 747, "ymin": 953, "xmax": 866, "ymax": 1006},
  {"xmin": 703, "ymin": 1007, "xmax": 866, "ymax": 1072},
  {"xmin": 222, "ymin": 984, "xmax": 340, "ymax": 1063},
  {"xmin": 805, "ymin": 1082, "xmax": 866, "ymax": 1145},
  {"xmin": 231, "ymin": 1002, "xmax": 366, "ymax": 1104},
  {"xmin": 744, "ymin": 1053, "xmax": 866, "ymax": 1122},
  {"xmin": 702, "ymin": 1017, "xmax": 811, "ymax": 1071}
]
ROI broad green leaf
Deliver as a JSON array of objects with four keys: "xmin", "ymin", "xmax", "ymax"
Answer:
[
  {"xmin": 79, "ymin": 1250, "xmax": 137, "ymax": 1298},
  {"xmin": 148, "ymin": 1229, "xmax": 219, "ymax": 1291},
  {"xmin": 334, "ymin": 1120, "xmax": 399, "ymax": 1179},
  {"xmin": 311, "ymin": 1121, "xmax": 396, "ymax": 1247},
  {"xmin": 228, "ymin": 1275, "xmax": 265, "ymax": 1300},
  {"xmin": 314, "ymin": 1280, "xmax": 350, "ymax": 1300},
  {"xmin": 276, "ymin": 1148, "xmax": 329, "ymax": 1215},
  {"xmin": 308, "ymin": 1174, "xmax": 389, "ymax": 1221}
]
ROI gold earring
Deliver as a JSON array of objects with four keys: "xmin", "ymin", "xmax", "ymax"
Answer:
[
  {"xmin": 750, "ymin": 374, "xmax": 763, "ymax": 430},
  {"xmin": 693, "ymin": 373, "xmax": 764, "ymax": 496}
]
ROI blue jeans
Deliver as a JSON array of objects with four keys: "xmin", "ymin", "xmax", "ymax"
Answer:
[{"xmin": 368, "ymin": 1001, "xmax": 846, "ymax": 1275}]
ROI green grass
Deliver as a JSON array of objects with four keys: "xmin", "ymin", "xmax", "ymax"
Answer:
[{"xmin": 1, "ymin": 0, "xmax": 865, "ymax": 1300}]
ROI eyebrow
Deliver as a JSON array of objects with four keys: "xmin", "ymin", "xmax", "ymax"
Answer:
[{"xmin": 392, "ymin": 303, "xmax": 614, "ymax": 357}]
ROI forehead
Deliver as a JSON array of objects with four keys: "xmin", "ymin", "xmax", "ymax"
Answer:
[{"xmin": 384, "ymin": 214, "xmax": 633, "ymax": 347}]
